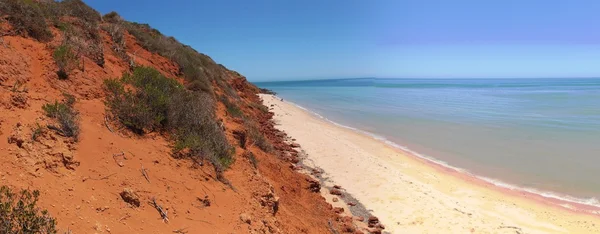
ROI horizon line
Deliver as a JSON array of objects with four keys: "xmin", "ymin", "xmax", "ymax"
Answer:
[{"xmin": 251, "ymin": 76, "xmax": 600, "ymax": 83}]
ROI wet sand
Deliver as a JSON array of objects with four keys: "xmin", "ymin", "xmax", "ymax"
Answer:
[{"xmin": 261, "ymin": 94, "xmax": 600, "ymax": 234}]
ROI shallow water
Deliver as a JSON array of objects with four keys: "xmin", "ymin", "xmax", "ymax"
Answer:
[{"xmin": 256, "ymin": 78, "xmax": 600, "ymax": 201}]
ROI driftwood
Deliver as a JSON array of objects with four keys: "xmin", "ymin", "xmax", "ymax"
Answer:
[
  {"xmin": 141, "ymin": 165, "xmax": 150, "ymax": 183},
  {"xmin": 151, "ymin": 197, "xmax": 169, "ymax": 223}
]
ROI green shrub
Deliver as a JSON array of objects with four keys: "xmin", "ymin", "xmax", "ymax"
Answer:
[
  {"xmin": 62, "ymin": 93, "xmax": 76, "ymax": 107},
  {"xmin": 31, "ymin": 123, "xmax": 43, "ymax": 141},
  {"xmin": 101, "ymin": 23, "xmax": 127, "ymax": 60},
  {"xmin": 104, "ymin": 67, "xmax": 182, "ymax": 133},
  {"xmin": 0, "ymin": 186, "xmax": 57, "ymax": 234},
  {"xmin": 220, "ymin": 96, "xmax": 243, "ymax": 118},
  {"xmin": 42, "ymin": 102, "xmax": 69, "ymax": 118},
  {"xmin": 102, "ymin": 11, "xmax": 122, "ymax": 23},
  {"xmin": 124, "ymin": 22, "xmax": 226, "ymax": 93},
  {"xmin": 42, "ymin": 95, "xmax": 80, "ymax": 140},
  {"xmin": 0, "ymin": 0, "xmax": 53, "ymax": 41},
  {"xmin": 54, "ymin": 0, "xmax": 103, "ymax": 67},
  {"xmin": 55, "ymin": 22, "xmax": 71, "ymax": 32},
  {"xmin": 244, "ymin": 151, "xmax": 258, "ymax": 169},
  {"xmin": 53, "ymin": 45, "xmax": 78, "ymax": 79},
  {"xmin": 104, "ymin": 67, "xmax": 234, "ymax": 171},
  {"xmin": 59, "ymin": 0, "xmax": 101, "ymax": 24},
  {"xmin": 250, "ymin": 102, "xmax": 269, "ymax": 114},
  {"xmin": 244, "ymin": 119, "xmax": 273, "ymax": 153}
]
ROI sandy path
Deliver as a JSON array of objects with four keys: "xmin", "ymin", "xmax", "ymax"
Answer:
[{"xmin": 261, "ymin": 94, "xmax": 600, "ymax": 234}]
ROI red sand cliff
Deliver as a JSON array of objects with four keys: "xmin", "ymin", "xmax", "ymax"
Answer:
[{"xmin": 0, "ymin": 16, "xmax": 359, "ymax": 233}]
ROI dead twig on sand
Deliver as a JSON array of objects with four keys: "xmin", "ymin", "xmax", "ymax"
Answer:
[
  {"xmin": 118, "ymin": 213, "xmax": 131, "ymax": 222},
  {"xmin": 173, "ymin": 227, "xmax": 189, "ymax": 233},
  {"xmin": 327, "ymin": 220, "xmax": 340, "ymax": 234},
  {"xmin": 98, "ymin": 173, "xmax": 117, "ymax": 180},
  {"xmin": 141, "ymin": 165, "xmax": 150, "ymax": 183},
  {"xmin": 151, "ymin": 197, "xmax": 169, "ymax": 223},
  {"xmin": 104, "ymin": 116, "xmax": 114, "ymax": 133},
  {"xmin": 47, "ymin": 125, "xmax": 66, "ymax": 137},
  {"xmin": 453, "ymin": 208, "xmax": 472, "ymax": 216},
  {"xmin": 185, "ymin": 217, "xmax": 212, "ymax": 225},
  {"xmin": 112, "ymin": 151, "xmax": 125, "ymax": 162},
  {"xmin": 112, "ymin": 151, "xmax": 127, "ymax": 167},
  {"xmin": 83, "ymin": 173, "xmax": 117, "ymax": 182},
  {"xmin": 499, "ymin": 226, "xmax": 523, "ymax": 234}
]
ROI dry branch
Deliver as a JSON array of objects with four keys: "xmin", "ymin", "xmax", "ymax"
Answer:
[
  {"xmin": 173, "ymin": 227, "xmax": 189, "ymax": 233},
  {"xmin": 151, "ymin": 197, "xmax": 169, "ymax": 223},
  {"xmin": 185, "ymin": 217, "xmax": 212, "ymax": 225},
  {"xmin": 83, "ymin": 173, "xmax": 116, "ymax": 182},
  {"xmin": 104, "ymin": 116, "xmax": 114, "ymax": 133},
  {"xmin": 141, "ymin": 165, "xmax": 150, "ymax": 183},
  {"xmin": 499, "ymin": 226, "xmax": 522, "ymax": 230},
  {"xmin": 118, "ymin": 213, "xmax": 131, "ymax": 222},
  {"xmin": 47, "ymin": 125, "xmax": 66, "ymax": 136}
]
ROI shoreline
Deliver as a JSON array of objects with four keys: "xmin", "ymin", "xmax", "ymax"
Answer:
[
  {"xmin": 261, "ymin": 94, "xmax": 600, "ymax": 233},
  {"xmin": 280, "ymin": 94, "xmax": 600, "ymax": 215}
]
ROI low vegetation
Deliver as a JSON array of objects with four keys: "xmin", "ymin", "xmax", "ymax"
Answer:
[
  {"xmin": 249, "ymin": 102, "xmax": 269, "ymax": 114},
  {"xmin": 0, "ymin": 0, "xmax": 54, "ymax": 41},
  {"xmin": 52, "ymin": 44, "xmax": 78, "ymax": 79},
  {"xmin": 101, "ymin": 19, "xmax": 128, "ymax": 61},
  {"xmin": 244, "ymin": 151, "xmax": 258, "ymax": 169},
  {"xmin": 124, "ymin": 22, "xmax": 225, "ymax": 92},
  {"xmin": 31, "ymin": 123, "xmax": 43, "ymax": 141},
  {"xmin": 42, "ymin": 94, "xmax": 80, "ymax": 140},
  {"xmin": 104, "ymin": 67, "xmax": 234, "ymax": 173},
  {"xmin": 3, "ymin": 0, "xmax": 270, "ymax": 181},
  {"xmin": 0, "ymin": 186, "xmax": 57, "ymax": 234},
  {"xmin": 220, "ymin": 96, "xmax": 244, "ymax": 118},
  {"xmin": 1, "ymin": 0, "xmax": 105, "ymax": 70},
  {"xmin": 244, "ymin": 119, "xmax": 273, "ymax": 153}
]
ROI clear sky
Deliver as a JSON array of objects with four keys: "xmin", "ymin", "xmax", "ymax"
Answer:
[{"xmin": 85, "ymin": 0, "xmax": 600, "ymax": 81}]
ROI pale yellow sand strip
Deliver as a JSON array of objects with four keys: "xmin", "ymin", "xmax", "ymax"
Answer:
[{"xmin": 261, "ymin": 94, "xmax": 600, "ymax": 234}]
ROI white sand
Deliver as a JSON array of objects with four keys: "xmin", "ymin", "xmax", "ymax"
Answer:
[{"xmin": 261, "ymin": 94, "xmax": 600, "ymax": 234}]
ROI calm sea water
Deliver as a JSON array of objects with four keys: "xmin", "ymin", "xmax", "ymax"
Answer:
[{"xmin": 256, "ymin": 78, "xmax": 600, "ymax": 204}]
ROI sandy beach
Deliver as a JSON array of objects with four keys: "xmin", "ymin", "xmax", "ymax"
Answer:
[{"xmin": 261, "ymin": 94, "xmax": 600, "ymax": 234}]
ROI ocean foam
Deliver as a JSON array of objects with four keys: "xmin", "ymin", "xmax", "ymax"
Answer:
[{"xmin": 282, "ymin": 97, "xmax": 600, "ymax": 210}]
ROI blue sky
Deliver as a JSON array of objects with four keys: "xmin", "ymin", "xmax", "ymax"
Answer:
[{"xmin": 86, "ymin": 0, "xmax": 600, "ymax": 81}]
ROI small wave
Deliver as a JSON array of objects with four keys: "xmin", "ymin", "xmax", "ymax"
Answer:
[{"xmin": 282, "ymin": 97, "xmax": 600, "ymax": 210}]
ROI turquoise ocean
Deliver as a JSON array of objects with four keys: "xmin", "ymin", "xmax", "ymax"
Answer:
[{"xmin": 255, "ymin": 78, "xmax": 600, "ymax": 207}]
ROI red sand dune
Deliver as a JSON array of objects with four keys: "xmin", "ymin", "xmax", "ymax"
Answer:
[{"xmin": 0, "ymin": 21, "xmax": 360, "ymax": 233}]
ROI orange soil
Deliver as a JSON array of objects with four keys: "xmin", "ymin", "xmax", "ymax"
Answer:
[{"xmin": 0, "ymin": 24, "xmax": 351, "ymax": 233}]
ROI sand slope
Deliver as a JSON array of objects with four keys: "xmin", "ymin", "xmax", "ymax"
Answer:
[
  {"xmin": 0, "ymin": 31, "xmax": 342, "ymax": 233},
  {"xmin": 261, "ymin": 94, "xmax": 600, "ymax": 234}
]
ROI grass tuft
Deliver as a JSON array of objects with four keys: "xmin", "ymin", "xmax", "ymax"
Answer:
[
  {"xmin": 42, "ymin": 94, "xmax": 80, "ymax": 140},
  {"xmin": 53, "ymin": 44, "xmax": 78, "ymax": 80},
  {"xmin": 220, "ymin": 96, "xmax": 243, "ymax": 118}
]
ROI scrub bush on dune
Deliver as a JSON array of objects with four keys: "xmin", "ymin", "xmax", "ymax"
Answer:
[
  {"xmin": 0, "ymin": 0, "xmax": 53, "ymax": 41},
  {"xmin": 104, "ymin": 67, "xmax": 234, "ymax": 174},
  {"xmin": 42, "ymin": 94, "xmax": 80, "ymax": 141},
  {"xmin": 0, "ymin": 186, "xmax": 58, "ymax": 234}
]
